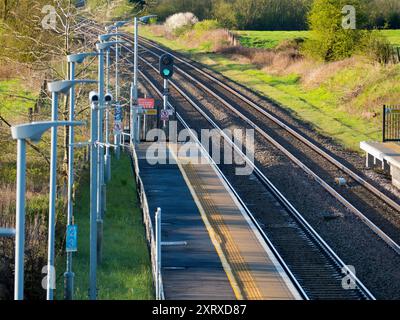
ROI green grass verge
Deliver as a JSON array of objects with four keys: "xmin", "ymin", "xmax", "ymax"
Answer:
[
  {"xmin": 140, "ymin": 27, "xmax": 383, "ymax": 151},
  {"xmin": 235, "ymin": 30, "xmax": 400, "ymax": 49},
  {"xmin": 236, "ymin": 30, "xmax": 310, "ymax": 48},
  {"xmin": 0, "ymin": 79, "xmax": 37, "ymax": 117},
  {"xmin": 56, "ymin": 153, "xmax": 154, "ymax": 300}
]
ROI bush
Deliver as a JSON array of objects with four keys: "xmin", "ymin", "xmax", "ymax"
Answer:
[
  {"xmin": 305, "ymin": 0, "xmax": 368, "ymax": 61},
  {"xmin": 193, "ymin": 19, "xmax": 221, "ymax": 32},
  {"xmin": 363, "ymin": 33, "xmax": 394, "ymax": 65},
  {"xmin": 164, "ymin": 12, "xmax": 199, "ymax": 33}
]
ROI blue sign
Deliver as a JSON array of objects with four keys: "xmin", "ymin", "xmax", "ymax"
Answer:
[
  {"xmin": 114, "ymin": 106, "xmax": 122, "ymax": 121},
  {"xmin": 66, "ymin": 225, "xmax": 78, "ymax": 252}
]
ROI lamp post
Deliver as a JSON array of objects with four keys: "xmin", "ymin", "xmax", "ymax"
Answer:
[
  {"xmin": 46, "ymin": 80, "xmax": 95, "ymax": 300},
  {"xmin": 65, "ymin": 52, "xmax": 98, "ymax": 300},
  {"xmin": 131, "ymin": 15, "xmax": 157, "ymax": 144},
  {"xmin": 88, "ymin": 90, "xmax": 99, "ymax": 300},
  {"xmin": 95, "ymin": 40, "xmax": 124, "ymax": 265},
  {"xmin": 113, "ymin": 21, "xmax": 128, "ymax": 158},
  {"xmin": 10, "ymin": 120, "xmax": 84, "ymax": 300},
  {"xmin": 99, "ymin": 32, "xmax": 124, "ymax": 183}
]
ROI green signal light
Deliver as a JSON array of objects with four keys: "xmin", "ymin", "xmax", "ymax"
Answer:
[{"xmin": 163, "ymin": 69, "xmax": 171, "ymax": 76}]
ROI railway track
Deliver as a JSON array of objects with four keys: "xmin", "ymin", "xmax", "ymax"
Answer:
[
  {"xmin": 135, "ymin": 36, "xmax": 400, "ymax": 256},
  {"xmin": 81, "ymin": 20, "xmax": 400, "ymax": 299},
  {"xmin": 135, "ymin": 51, "xmax": 374, "ymax": 300}
]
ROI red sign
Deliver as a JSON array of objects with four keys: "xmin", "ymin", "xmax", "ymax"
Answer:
[{"xmin": 138, "ymin": 98, "xmax": 155, "ymax": 109}]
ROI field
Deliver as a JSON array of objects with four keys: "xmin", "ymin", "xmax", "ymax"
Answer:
[
  {"xmin": 140, "ymin": 27, "xmax": 400, "ymax": 151},
  {"xmin": 56, "ymin": 153, "xmax": 154, "ymax": 300},
  {"xmin": 236, "ymin": 30, "xmax": 400, "ymax": 48},
  {"xmin": 236, "ymin": 30, "xmax": 310, "ymax": 48}
]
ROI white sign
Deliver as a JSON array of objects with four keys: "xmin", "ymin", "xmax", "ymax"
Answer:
[{"xmin": 114, "ymin": 120, "xmax": 122, "ymax": 134}]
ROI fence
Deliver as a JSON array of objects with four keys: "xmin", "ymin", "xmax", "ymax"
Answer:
[
  {"xmin": 223, "ymin": 29, "xmax": 240, "ymax": 47},
  {"xmin": 129, "ymin": 144, "xmax": 164, "ymax": 300},
  {"xmin": 383, "ymin": 105, "xmax": 400, "ymax": 142},
  {"xmin": 393, "ymin": 47, "xmax": 400, "ymax": 64}
]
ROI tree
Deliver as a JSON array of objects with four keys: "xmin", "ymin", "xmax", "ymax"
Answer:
[{"xmin": 306, "ymin": 0, "xmax": 368, "ymax": 61}]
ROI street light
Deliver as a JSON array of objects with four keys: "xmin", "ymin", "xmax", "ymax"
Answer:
[
  {"xmin": 10, "ymin": 120, "xmax": 84, "ymax": 300},
  {"xmin": 88, "ymin": 90, "xmax": 99, "ymax": 300},
  {"xmin": 113, "ymin": 21, "xmax": 129, "ymax": 158},
  {"xmin": 95, "ymin": 40, "xmax": 125, "ymax": 266},
  {"xmin": 65, "ymin": 52, "xmax": 98, "ymax": 300},
  {"xmin": 46, "ymin": 79, "xmax": 96, "ymax": 301},
  {"xmin": 99, "ymin": 33, "xmax": 124, "ymax": 183},
  {"xmin": 131, "ymin": 15, "xmax": 157, "ymax": 144}
]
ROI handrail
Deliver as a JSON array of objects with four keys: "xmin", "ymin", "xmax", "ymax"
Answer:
[{"xmin": 130, "ymin": 145, "xmax": 165, "ymax": 300}]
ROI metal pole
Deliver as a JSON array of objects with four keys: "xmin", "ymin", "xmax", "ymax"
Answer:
[
  {"xmin": 64, "ymin": 61, "xmax": 76, "ymax": 300},
  {"xmin": 47, "ymin": 92, "xmax": 58, "ymax": 300},
  {"xmin": 114, "ymin": 28, "xmax": 120, "ymax": 159},
  {"xmin": 163, "ymin": 79, "xmax": 168, "ymax": 139},
  {"xmin": 97, "ymin": 49, "xmax": 104, "ymax": 264},
  {"xmin": 89, "ymin": 101, "xmax": 98, "ymax": 300},
  {"xmin": 14, "ymin": 139, "xmax": 26, "ymax": 300},
  {"xmin": 155, "ymin": 207, "xmax": 161, "ymax": 300},
  {"xmin": 134, "ymin": 17, "xmax": 138, "ymax": 102},
  {"xmin": 105, "ymin": 48, "xmax": 111, "ymax": 183},
  {"xmin": 129, "ymin": 83, "xmax": 133, "ymax": 145}
]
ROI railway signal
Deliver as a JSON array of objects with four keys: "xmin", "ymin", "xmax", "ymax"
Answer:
[{"xmin": 159, "ymin": 54, "xmax": 174, "ymax": 79}]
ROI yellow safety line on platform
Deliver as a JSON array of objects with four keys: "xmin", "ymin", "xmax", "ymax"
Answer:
[{"xmin": 182, "ymin": 163, "xmax": 264, "ymax": 300}]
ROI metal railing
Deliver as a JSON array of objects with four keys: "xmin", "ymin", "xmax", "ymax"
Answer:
[
  {"xmin": 0, "ymin": 227, "xmax": 15, "ymax": 238},
  {"xmin": 130, "ymin": 145, "xmax": 164, "ymax": 300},
  {"xmin": 383, "ymin": 105, "xmax": 400, "ymax": 142}
]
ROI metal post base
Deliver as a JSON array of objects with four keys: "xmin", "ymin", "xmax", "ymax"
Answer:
[
  {"xmin": 64, "ymin": 271, "xmax": 75, "ymax": 300},
  {"xmin": 97, "ymin": 220, "xmax": 103, "ymax": 266},
  {"xmin": 105, "ymin": 154, "xmax": 111, "ymax": 183}
]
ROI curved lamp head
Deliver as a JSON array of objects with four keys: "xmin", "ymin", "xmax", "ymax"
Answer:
[
  {"xmin": 105, "ymin": 25, "xmax": 116, "ymax": 33},
  {"xmin": 114, "ymin": 21, "xmax": 129, "ymax": 28},
  {"xmin": 96, "ymin": 40, "xmax": 127, "ymax": 51},
  {"xmin": 11, "ymin": 121, "xmax": 85, "ymax": 142},
  {"xmin": 48, "ymin": 80, "xmax": 97, "ymax": 94},
  {"xmin": 139, "ymin": 15, "xmax": 157, "ymax": 24},
  {"xmin": 67, "ymin": 52, "xmax": 98, "ymax": 64},
  {"xmin": 98, "ymin": 33, "xmax": 125, "ymax": 42}
]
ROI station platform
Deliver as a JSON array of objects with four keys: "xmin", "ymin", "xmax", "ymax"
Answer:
[
  {"xmin": 360, "ymin": 141, "xmax": 400, "ymax": 188},
  {"xmin": 133, "ymin": 142, "xmax": 301, "ymax": 300}
]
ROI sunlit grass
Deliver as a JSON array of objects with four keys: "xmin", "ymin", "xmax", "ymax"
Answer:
[
  {"xmin": 56, "ymin": 153, "xmax": 154, "ymax": 300},
  {"xmin": 140, "ymin": 28, "xmax": 385, "ymax": 151}
]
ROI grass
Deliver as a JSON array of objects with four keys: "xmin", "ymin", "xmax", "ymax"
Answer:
[
  {"xmin": 140, "ymin": 26, "xmax": 389, "ymax": 151},
  {"xmin": 236, "ymin": 30, "xmax": 400, "ymax": 49},
  {"xmin": 236, "ymin": 30, "xmax": 310, "ymax": 48},
  {"xmin": 0, "ymin": 79, "xmax": 37, "ymax": 117},
  {"xmin": 56, "ymin": 153, "xmax": 154, "ymax": 300},
  {"xmin": 381, "ymin": 30, "xmax": 400, "ymax": 47}
]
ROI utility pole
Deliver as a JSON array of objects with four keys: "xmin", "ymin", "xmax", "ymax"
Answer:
[
  {"xmin": 11, "ymin": 120, "xmax": 84, "ymax": 300},
  {"xmin": 65, "ymin": 52, "xmax": 97, "ymax": 300},
  {"xmin": 89, "ymin": 91, "xmax": 99, "ymax": 300},
  {"xmin": 47, "ymin": 80, "xmax": 95, "ymax": 300}
]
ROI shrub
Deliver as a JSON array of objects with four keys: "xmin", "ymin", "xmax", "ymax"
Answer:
[
  {"xmin": 193, "ymin": 20, "xmax": 221, "ymax": 32},
  {"xmin": 164, "ymin": 12, "xmax": 199, "ymax": 33},
  {"xmin": 362, "ymin": 33, "xmax": 394, "ymax": 65},
  {"xmin": 305, "ymin": 0, "xmax": 368, "ymax": 61}
]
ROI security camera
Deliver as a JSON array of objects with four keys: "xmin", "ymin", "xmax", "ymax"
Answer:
[
  {"xmin": 104, "ymin": 92, "xmax": 113, "ymax": 103},
  {"xmin": 89, "ymin": 91, "xmax": 99, "ymax": 103}
]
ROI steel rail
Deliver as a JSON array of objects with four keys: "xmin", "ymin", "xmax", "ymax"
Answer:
[
  {"xmin": 132, "ymin": 39, "xmax": 400, "ymax": 256},
  {"xmin": 137, "ymin": 62, "xmax": 375, "ymax": 300},
  {"xmin": 137, "ymin": 35, "xmax": 400, "ymax": 214}
]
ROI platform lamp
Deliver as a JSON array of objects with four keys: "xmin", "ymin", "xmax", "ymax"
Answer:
[
  {"xmin": 46, "ymin": 79, "xmax": 96, "ymax": 300},
  {"xmin": 64, "ymin": 52, "xmax": 98, "ymax": 300},
  {"xmin": 11, "ymin": 120, "xmax": 85, "ymax": 300},
  {"xmin": 98, "ymin": 33, "xmax": 125, "ymax": 183}
]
